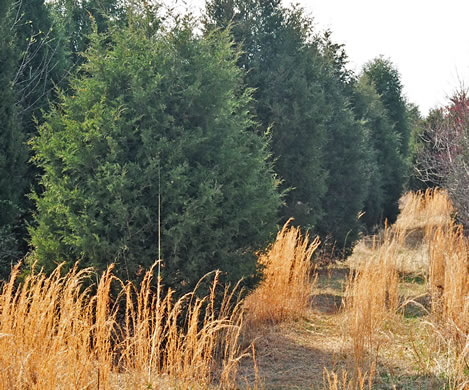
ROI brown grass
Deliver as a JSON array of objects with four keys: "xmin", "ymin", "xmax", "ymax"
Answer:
[
  {"xmin": 243, "ymin": 220, "xmax": 320, "ymax": 328},
  {"xmin": 428, "ymin": 224, "xmax": 469, "ymax": 335},
  {"xmin": 317, "ymin": 366, "xmax": 375, "ymax": 390},
  {"xmin": 345, "ymin": 189, "xmax": 469, "ymax": 389},
  {"xmin": 343, "ymin": 229, "xmax": 400, "ymax": 371},
  {"xmin": 395, "ymin": 188, "xmax": 453, "ymax": 235},
  {"xmin": 2, "ymin": 190, "xmax": 467, "ymax": 389},
  {"xmin": 425, "ymin": 221, "xmax": 469, "ymax": 388},
  {"xmin": 0, "ymin": 263, "xmax": 249, "ymax": 389}
]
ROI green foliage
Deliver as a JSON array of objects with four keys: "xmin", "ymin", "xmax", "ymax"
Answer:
[
  {"xmin": 30, "ymin": 17, "xmax": 281, "ymax": 292},
  {"xmin": 206, "ymin": 0, "xmax": 372, "ymax": 245},
  {"xmin": 50, "ymin": 0, "xmax": 127, "ymax": 67},
  {"xmin": 0, "ymin": 0, "xmax": 29, "ymax": 279},
  {"xmin": 206, "ymin": 1, "xmax": 321, "ymax": 227},
  {"xmin": 317, "ymin": 76, "xmax": 371, "ymax": 245},
  {"xmin": 351, "ymin": 74, "xmax": 404, "ymax": 227},
  {"xmin": 243, "ymin": 7, "xmax": 330, "ymax": 229},
  {"xmin": 14, "ymin": 0, "xmax": 69, "ymax": 136},
  {"xmin": 406, "ymin": 103, "xmax": 428, "ymax": 191},
  {"xmin": 361, "ymin": 59, "xmax": 411, "ymax": 223},
  {"xmin": 363, "ymin": 57, "xmax": 411, "ymax": 158}
]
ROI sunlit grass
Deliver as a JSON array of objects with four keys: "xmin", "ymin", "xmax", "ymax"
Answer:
[
  {"xmin": 1, "ymin": 190, "xmax": 467, "ymax": 389},
  {"xmin": 244, "ymin": 220, "xmax": 320, "ymax": 328},
  {"xmin": 344, "ymin": 189, "xmax": 469, "ymax": 389},
  {"xmin": 0, "ymin": 263, "xmax": 248, "ymax": 389}
]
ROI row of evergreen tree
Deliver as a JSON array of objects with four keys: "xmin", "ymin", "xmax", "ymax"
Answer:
[{"xmin": 0, "ymin": 0, "xmax": 415, "ymax": 292}]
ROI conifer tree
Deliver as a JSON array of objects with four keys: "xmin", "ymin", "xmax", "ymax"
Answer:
[
  {"xmin": 205, "ymin": 0, "xmax": 329, "ymax": 229},
  {"xmin": 30, "ymin": 16, "xmax": 281, "ymax": 291},
  {"xmin": 351, "ymin": 74, "xmax": 403, "ymax": 227},
  {"xmin": 361, "ymin": 59, "xmax": 409, "ymax": 222},
  {"xmin": 206, "ymin": 0, "xmax": 371, "ymax": 245},
  {"xmin": 363, "ymin": 57, "xmax": 411, "ymax": 158},
  {"xmin": 14, "ymin": 0, "xmax": 69, "ymax": 136},
  {"xmin": 0, "ymin": 0, "xmax": 28, "ymax": 278},
  {"xmin": 51, "ymin": 0, "xmax": 127, "ymax": 67}
]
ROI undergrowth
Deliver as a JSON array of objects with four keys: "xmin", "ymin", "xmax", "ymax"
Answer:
[{"xmin": 0, "ymin": 263, "xmax": 247, "ymax": 389}]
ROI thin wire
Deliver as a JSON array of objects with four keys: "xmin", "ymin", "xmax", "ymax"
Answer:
[
  {"xmin": 150, "ymin": 159, "xmax": 162, "ymax": 381},
  {"xmin": 158, "ymin": 159, "xmax": 161, "ymax": 280}
]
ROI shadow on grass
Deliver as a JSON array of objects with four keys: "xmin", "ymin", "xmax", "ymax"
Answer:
[
  {"xmin": 238, "ymin": 325, "xmax": 342, "ymax": 389},
  {"xmin": 312, "ymin": 293, "xmax": 343, "ymax": 314},
  {"xmin": 237, "ymin": 322, "xmax": 443, "ymax": 389}
]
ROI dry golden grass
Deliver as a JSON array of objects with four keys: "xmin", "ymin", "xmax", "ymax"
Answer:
[
  {"xmin": 345, "ymin": 189, "xmax": 469, "ymax": 389},
  {"xmin": 0, "ymin": 263, "xmax": 249, "ymax": 389},
  {"xmin": 424, "ymin": 221, "xmax": 469, "ymax": 388},
  {"xmin": 350, "ymin": 189, "xmax": 454, "ymax": 276},
  {"xmin": 428, "ymin": 224, "xmax": 469, "ymax": 335},
  {"xmin": 243, "ymin": 220, "xmax": 320, "ymax": 328},
  {"xmin": 395, "ymin": 188, "xmax": 453, "ymax": 235},
  {"xmin": 2, "ymin": 190, "xmax": 467, "ymax": 389},
  {"xmin": 316, "ymin": 366, "xmax": 375, "ymax": 390},
  {"xmin": 343, "ymin": 230, "xmax": 400, "ymax": 371}
]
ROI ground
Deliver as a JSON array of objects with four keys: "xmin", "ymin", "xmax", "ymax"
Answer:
[{"xmin": 238, "ymin": 264, "xmax": 447, "ymax": 389}]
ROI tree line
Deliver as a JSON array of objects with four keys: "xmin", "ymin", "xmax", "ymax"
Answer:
[{"xmin": 1, "ymin": 0, "xmax": 416, "ymax": 292}]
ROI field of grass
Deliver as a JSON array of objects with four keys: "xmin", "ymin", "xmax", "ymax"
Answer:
[{"xmin": 0, "ymin": 189, "xmax": 468, "ymax": 389}]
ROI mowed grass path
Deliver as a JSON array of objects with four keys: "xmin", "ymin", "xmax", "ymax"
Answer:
[{"xmin": 239, "ymin": 190, "xmax": 468, "ymax": 389}]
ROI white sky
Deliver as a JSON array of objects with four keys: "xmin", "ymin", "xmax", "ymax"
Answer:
[{"xmin": 174, "ymin": 0, "xmax": 469, "ymax": 115}]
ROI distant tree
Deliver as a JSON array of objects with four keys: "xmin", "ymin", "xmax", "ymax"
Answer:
[
  {"xmin": 50, "ymin": 0, "xmax": 127, "ymax": 67},
  {"xmin": 318, "ymin": 30, "xmax": 356, "ymax": 93},
  {"xmin": 14, "ymin": 0, "xmax": 69, "ymax": 136},
  {"xmin": 351, "ymin": 74, "xmax": 403, "ymax": 227},
  {"xmin": 406, "ymin": 102, "xmax": 427, "ymax": 191},
  {"xmin": 206, "ymin": 0, "xmax": 377, "ymax": 246},
  {"xmin": 360, "ymin": 58, "xmax": 410, "ymax": 222},
  {"xmin": 0, "ymin": 0, "xmax": 29, "ymax": 278},
  {"xmin": 363, "ymin": 57, "xmax": 411, "ymax": 158},
  {"xmin": 416, "ymin": 90, "xmax": 469, "ymax": 227},
  {"xmin": 316, "ymin": 72, "xmax": 371, "ymax": 246},
  {"xmin": 315, "ymin": 31, "xmax": 372, "ymax": 243},
  {"xmin": 30, "ymin": 16, "xmax": 281, "ymax": 292}
]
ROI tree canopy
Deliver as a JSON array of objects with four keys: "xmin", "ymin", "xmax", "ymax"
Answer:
[
  {"xmin": 0, "ymin": 0, "xmax": 29, "ymax": 277},
  {"xmin": 0, "ymin": 0, "xmax": 420, "ymax": 285}
]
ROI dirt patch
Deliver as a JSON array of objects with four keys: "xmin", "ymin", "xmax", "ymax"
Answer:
[
  {"xmin": 311, "ymin": 294, "xmax": 343, "ymax": 314},
  {"xmin": 238, "ymin": 318, "xmax": 346, "ymax": 389}
]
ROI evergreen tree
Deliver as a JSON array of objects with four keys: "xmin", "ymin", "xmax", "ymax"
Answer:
[
  {"xmin": 363, "ymin": 57, "xmax": 411, "ymax": 158},
  {"xmin": 314, "ymin": 31, "xmax": 372, "ymax": 243},
  {"xmin": 206, "ymin": 1, "xmax": 371, "ymax": 245},
  {"xmin": 351, "ymin": 74, "xmax": 403, "ymax": 227},
  {"xmin": 406, "ymin": 103, "xmax": 427, "ymax": 191},
  {"xmin": 0, "ymin": 0, "xmax": 29, "ymax": 278},
  {"xmin": 14, "ymin": 0, "xmax": 69, "ymax": 136},
  {"xmin": 51, "ymin": 0, "xmax": 127, "ymax": 67},
  {"xmin": 316, "ymin": 71, "xmax": 371, "ymax": 246},
  {"xmin": 361, "ymin": 59, "xmax": 410, "ymax": 222},
  {"xmin": 30, "ymin": 16, "xmax": 281, "ymax": 292},
  {"xmin": 205, "ymin": 0, "xmax": 329, "ymax": 229}
]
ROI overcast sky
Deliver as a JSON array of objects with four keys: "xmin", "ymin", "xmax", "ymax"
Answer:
[{"xmin": 176, "ymin": 0, "xmax": 469, "ymax": 115}]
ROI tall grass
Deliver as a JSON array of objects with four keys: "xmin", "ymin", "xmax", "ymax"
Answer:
[
  {"xmin": 426, "ymin": 220, "xmax": 469, "ymax": 388},
  {"xmin": 346, "ymin": 189, "xmax": 469, "ymax": 388},
  {"xmin": 0, "ymin": 263, "xmax": 248, "ymax": 389},
  {"xmin": 343, "ymin": 229, "xmax": 400, "ymax": 371},
  {"xmin": 244, "ymin": 220, "xmax": 320, "ymax": 328},
  {"xmin": 395, "ymin": 188, "xmax": 453, "ymax": 235},
  {"xmin": 428, "ymin": 224, "xmax": 469, "ymax": 335}
]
